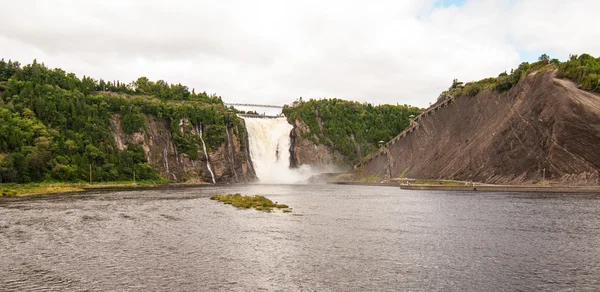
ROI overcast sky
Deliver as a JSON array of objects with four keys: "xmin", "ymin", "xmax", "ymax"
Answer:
[{"xmin": 1, "ymin": 0, "xmax": 599, "ymax": 108}]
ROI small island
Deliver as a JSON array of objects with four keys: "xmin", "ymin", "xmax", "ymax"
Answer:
[{"xmin": 210, "ymin": 193, "xmax": 292, "ymax": 212}]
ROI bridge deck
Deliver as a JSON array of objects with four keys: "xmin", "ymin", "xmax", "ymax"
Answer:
[
  {"xmin": 237, "ymin": 114, "xmax": 283, "ymax": 119},
  {"xmin": 225, "ymin": 103, "xmax": 283, "ymax": 108}
]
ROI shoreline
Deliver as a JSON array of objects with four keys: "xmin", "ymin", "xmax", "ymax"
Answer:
[
  {"xmin": 331, "ymin": 181, "xmax": 600, "ymax": 193},
  {"xmin": 4, "ymin": 180, "xmax": 600, "ymax": 197},
  {"xmin": 399, "ymin": 184, "xmax": 600, "ymax": 193},
  {"xmin": 1, "ymin": 180, "xmax": 242, "ymax": 197},
  {"xmin": 0, "ymin": 181, "xmax": 168, "ymax": 197}
]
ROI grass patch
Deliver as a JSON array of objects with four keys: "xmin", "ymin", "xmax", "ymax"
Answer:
[
  {"xmin": 0, "ymin": 180, "xmax": 167, "ymax": 197},
  {"xmin": 210, "ymin": 193, "xmax": 291, "ymax": 213},
  {"xmin": 1, "ymin": 182, "xmax": 85, "ymax": 197}
]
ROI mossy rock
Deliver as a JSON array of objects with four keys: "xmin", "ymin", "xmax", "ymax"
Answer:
[{"xmin": 210, "ymin": 193, "xmax": 291, "ymax": 213}]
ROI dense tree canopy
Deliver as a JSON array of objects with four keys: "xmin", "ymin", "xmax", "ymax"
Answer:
[
  {"xmin": 283, "ymin": 98, "xmax": 422, "ymax": 165},
  {"xmin": 558, "ymin": 54, "xmax": 600, "ymax": 93},
  {"xmin": 0, "ymin": 59, "xmax": 239, "ymax": 183}
]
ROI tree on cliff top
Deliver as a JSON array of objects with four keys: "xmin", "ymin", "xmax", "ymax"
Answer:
[
  {"xmin": 0, "ymin": 58, "xmax": 239, "ymax": 183},
  {"xmin": 282, "ymin": 98, "xmax": 421, "ymax": 166}
]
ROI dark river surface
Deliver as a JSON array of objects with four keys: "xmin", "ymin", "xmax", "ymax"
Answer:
[{"xmin": 1, "ymin": 184, "xmax": 599, "ymax": 291}]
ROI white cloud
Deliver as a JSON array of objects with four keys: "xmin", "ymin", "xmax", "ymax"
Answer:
[
  {"xmin": 0, "ymin": 0, "xmax": 598, "ymax": 108},
  {"xmin": 509, "ymin": 0, "xmax": 600, "ymax": 59}
]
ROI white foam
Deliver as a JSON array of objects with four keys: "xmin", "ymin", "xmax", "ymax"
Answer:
[{"xmin": 243, "ymin": 117, "xmax": 320, "ymax": 184}]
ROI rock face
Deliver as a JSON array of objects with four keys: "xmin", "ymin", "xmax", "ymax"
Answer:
[
  {"xmin": 357, "ymin": 70, "xmax": 600, "ymax": 185},
  {"xmin": 110, "ymin": 114, "xmax": 256, "ymax": 183},
  {"xmin": 289, "ymin": 119, "xmax": 344, "ymax": 169}
]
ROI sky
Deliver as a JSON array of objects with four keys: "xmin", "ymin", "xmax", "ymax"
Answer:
[{"xmin": 1, "ymin": 0, "xmax": 599, "ymax": 108}]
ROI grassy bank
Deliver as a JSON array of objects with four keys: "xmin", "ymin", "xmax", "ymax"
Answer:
[
  {"xmin": 210, "ymin": 193, "xmax": 291, "ymax": 212},
  {"xmin": 0, "ymin": 180, "xmax": 167, "ymax": 197}
]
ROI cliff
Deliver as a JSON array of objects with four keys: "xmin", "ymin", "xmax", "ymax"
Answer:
[
  {"xmin": 356, "ymin": 70, "xmax": 600, "ymax": 185},
  {"xmin": 289, "ymin": 118, "xmax": 344, "ymax": 169},
  {"xmin": 283, "ymin": 99, "xmax": 421, "ymax": 168},
  {"xmin": 110, "ymin": 114, "xmax": 256, "ymax": 183},
  {"xmin": 0, "ymin": 59, "xmax": 258, "ymax": 184}
]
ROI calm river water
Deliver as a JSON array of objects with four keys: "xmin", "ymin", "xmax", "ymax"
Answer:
[{"xmin": 1, "ymin": 184, "xmax": 599, "ymax": 291}]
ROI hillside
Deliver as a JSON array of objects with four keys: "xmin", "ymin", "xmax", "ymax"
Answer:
[
  {"xmin": 282, "ymin": 99, "xmax": 421, "ymax": 167},
  {"xmin": 0, "ymin": 59, "xmax": 255, "ymax": 183},
  {"xmin": 355, "ymin": 55, "xmax": 600, "ymax": 185}
]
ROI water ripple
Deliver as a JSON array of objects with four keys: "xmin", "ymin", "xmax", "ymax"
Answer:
[{"xmin": 1, "ymin": 185, "xmax": 600, "ymax": 291}]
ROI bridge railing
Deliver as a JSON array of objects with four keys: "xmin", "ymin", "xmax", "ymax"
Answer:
[
  {"xmin": 237, "ymin": 114, "xmax": 283, "ymax": 119},
  {"xmin": 225, "ymin": 103, "xmax": 284, "ymax": 109}
]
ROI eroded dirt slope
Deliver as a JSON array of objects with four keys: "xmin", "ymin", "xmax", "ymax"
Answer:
[{"xmin": 357, "ymin": 70, "xmax": 600, "ymax": 185}]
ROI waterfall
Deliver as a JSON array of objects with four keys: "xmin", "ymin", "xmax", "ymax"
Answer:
[
  {"xmin": 196, "ymin": 124, "xmax": 216, "ymax": 184},
  {"xmin": 243, "ymin": 117, "xmax": 316, "ymax": 184}
]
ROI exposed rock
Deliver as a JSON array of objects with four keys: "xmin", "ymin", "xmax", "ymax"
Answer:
[
  {"xmin": 356, "ymin": 70, "xmax": 600, "ymax": 185},
  {"xmin": 110, "ymin": 114, "xmax": 126, "ymax": 151},
  {"xmin": 110, "ymin": 114, "xmax": 256, "ymax": 183},
  {"xmin": 289, "ymin": 118, "xmax": 344, "ymax": 168},
  {"xmin": 211, "ymin": 120, "xmax": 256, "ymax": 182}
]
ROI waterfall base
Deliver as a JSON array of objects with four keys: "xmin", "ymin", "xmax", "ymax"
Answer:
[{"xmin": 243, "ymin": 117, "xmax": 319, "ymax": 184}]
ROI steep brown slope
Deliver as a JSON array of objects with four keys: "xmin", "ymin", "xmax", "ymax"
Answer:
[{"xmin": 356, "ymin": 70, "xmax": 600, "ymax": 185}]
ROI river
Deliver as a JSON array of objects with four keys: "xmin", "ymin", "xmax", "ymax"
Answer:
[{"xmin": 1, "ymin": 184, "xmax": 599, "ymax": 291}]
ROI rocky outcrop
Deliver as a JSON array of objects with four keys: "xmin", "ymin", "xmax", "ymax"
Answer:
[
  {"xmin": 356, "ymin": 70, "xmax": 600, "ymax": 185},
  {"xmin": 110, "ymin": 114, "xmax": 256, "ymax": 183},
  {"xmin": 289, "ymin": 119, "xmax": 345, "ymax": 169}
]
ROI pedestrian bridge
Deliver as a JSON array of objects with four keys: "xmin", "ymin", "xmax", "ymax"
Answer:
[
  {"xmin": 225, "ymin": 103, "xmax": 284, "ymax": 109},
  {"xmin": 226, "ymin": 102, "xmax": 285, "ymax": 119},
  {"xmin": 237, "ymin": 114, "xmax": 283, "ymax": 119}
]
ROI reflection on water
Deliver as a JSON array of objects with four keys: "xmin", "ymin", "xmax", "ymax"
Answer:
[{"xmin": 1, "ymin": 185, "xmax": 600, "ymax": 291}]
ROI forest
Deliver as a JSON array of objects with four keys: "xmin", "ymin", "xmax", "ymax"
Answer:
[
  {"xmin": 0, "ymin": 59, "xmax": 240, "ymax": 183},
  {"xmin": 2, "ymin": 53, "xmax": 598, "ymax": 183},
  {"xmin": 283, "ymin": 98, "xmax": 422, "ymax": 165}
]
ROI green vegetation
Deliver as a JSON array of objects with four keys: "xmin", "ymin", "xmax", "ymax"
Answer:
[
  {"xmin": 558, "ymin": 54, "xmax": 600, "ymax": 93},
  {"xmin": 0, "ymin": 180, "xmax": 166, "ymax": 197},
  {"xmin": 445, "ymin": 53, "xmax": 600, "ymax": 99},
  {"xmin": 0, "ymin": 58, "xmax": 242, "ymax": 183},
  {"xmin": 283, "ymin": 98, "xmax": 421, "ymax": 165},
  {"xmin": 1, "ymin": 182, "xmax": 83, "ymax": 196},
  {"xmin": 444, "ymin": 55, "xmax": 560, "ymax": 99},
  {"xmin": 210, "ymin": 193, "xmax": 291, "ymax": 212}
]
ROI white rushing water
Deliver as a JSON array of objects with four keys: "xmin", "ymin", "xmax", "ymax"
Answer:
[
  {"xmin": 243, "ymin": 117, "xmax": 317, "ymax": 184},
  {"xmin": 196, "ymin": 124, "xmax": 216, "ymax": 184}
]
